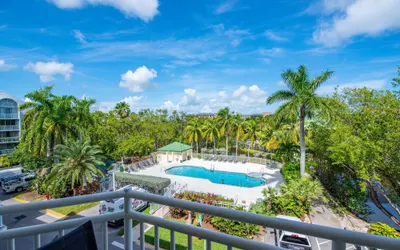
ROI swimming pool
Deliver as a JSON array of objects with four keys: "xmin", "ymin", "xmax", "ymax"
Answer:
[{"xmin": 165, "ymin": 166, "xmax": 266, "ymax": 187}]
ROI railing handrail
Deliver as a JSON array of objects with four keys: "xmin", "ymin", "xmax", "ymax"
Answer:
[
  {"xmin": 0, "ymin": 189, "xmax": 399, "ymax": 250},
  {"xmin": 125, "ymin": 189, "xmax": 400, "ymax": 250}
]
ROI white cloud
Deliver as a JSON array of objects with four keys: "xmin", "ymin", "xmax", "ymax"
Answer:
[
  {"xmin": 313, "ymin": 0, "xmax": 400, "ymax": 47},
  {"xmin": 161, "ymin": 84, "xmax": 268, "ymax": 113},
  {"xmin": 259, "ymin": 47, "xmax": 283, "ymax": 56},
  {"xmin": 0, "ymin": 59, "xmax": 17, "ymax": 71},
  {"xmin": 215, "ymin": 0, "xmax": 238, "ymax": 14},
  {"xmin": 232, "ymin": 85, "xmax": 247, "ymax": 97},
  {"xmin": 47, "ymin": 0, "xmax": 160, "ymax": 22},
  {"xmin": 121, "ymin": 96, "xmax": 143, "ymax": 107},
  {"xmin": 249, "ymin": 85, "xmax": 266, "ymax": 97},
  {"xmin": 276, "ymin": 80, "xmax": 285, "ymax": 86},
  {"xmin": 211, "ymin": 24, "xmax": 251, "ymax": 47},
  {"xmin": 317, "ymin": 79, "xmax": 386, "ymax": 95},
  {"xmin": 119, "ymin": 66, "xmax": 157, "ymax": 92},
  {"xmin": 73, "ymin": 30, "xmax": 87, "ymax": 44},
  {"xmin": 24, "ymin": 98, "xmax": 32, "ymax": 103},
  {"xmin": 265, "ymin": 30, "xmax": 288, "ymax": 42},
  {"xmin": 94, "ymin": 95, "xmax": 144, "ymax": 112},
  {"xmin": 24, "ymin": 61, "xmax": 74, "ymax": 82}
]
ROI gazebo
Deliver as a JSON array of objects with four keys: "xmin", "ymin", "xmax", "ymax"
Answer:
[{"xmin": 157, "ymin": 142, "xmax": 193, "ymax": 164}]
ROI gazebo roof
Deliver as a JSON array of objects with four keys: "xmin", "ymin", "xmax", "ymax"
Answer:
[{"xmin": 158, "ymin": 142, "xmax": 192, "ymax": 152}]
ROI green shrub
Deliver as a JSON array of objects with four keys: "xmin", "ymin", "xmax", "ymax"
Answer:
[
  {"xmin": 115, "ymin": 173, "xmax": 171, "ymax": 193},
  {"xmin": 368, "ymin": 222, "xmax": 400, "ymax": 238},
  {"xmin": 211, "ymin": 207, "xmax": 260, "ymax": 238},
  {"xmin": 280, "ymin": 162, "xmax": 316, "ymax": 182}
]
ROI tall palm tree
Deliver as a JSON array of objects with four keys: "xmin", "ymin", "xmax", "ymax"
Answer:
[
  {"xmin": 244, "ymin": 119, "xmax": 259, "ymax": 157},
  {"xmin": 202, "ymin": 118, "xmax": 220, "ymax": 155},
  {"xmin": 275, "ymin": 142, "xmax": 300, "ymax": 162},
  {"xmin": 267, "ymin": 65, "xmax": 333, "ymax": 176},
  {"xmin": 184, "ymin": 117, "xmax": 203, "ymax": 154},
  {"xmin": 115, "ymin": 101, "xmax": 131, "ymax": 118},
  {"xmin": 231, "ymin": 114, "xmax": 245, "ymax": 157},
  {"xmin": 20, "ymin": 86, "xmax": 54, "ymax": 157},
  {"xmin": 217, "ymin": 108, "xmax": 233, "ymax": 156},
  {"xmin": 49, "ymin": 140, "xmax": 105, "ymax": 196},
  {"xmin": 73, "ymin": 97, "xmax": 96, "ymax": 141}
]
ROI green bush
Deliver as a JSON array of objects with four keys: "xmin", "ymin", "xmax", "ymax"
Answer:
[
  {"xmin": 368, "ymin": 222, "xmax": 400, "ymax": 238},
  {"xmin": 280, "ymin": 162, "xmax": 316, "ymax": 182},
  {"xmin": 211, "ymin": 207, "xmax": 260, "ymax": 238},
  {"xmin": 115, "ymin": 173, "xmax": 171, "ymax": 193}
]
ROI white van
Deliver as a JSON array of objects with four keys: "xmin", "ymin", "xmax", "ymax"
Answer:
[
  {"xmin": 2, "ymin": 173, "xmax": 36, "ymax": 193},
  {"xmin": 99, "ymin": 185, "xmax": 149, "ymax": 226},
  {"xmin": 276, "ymin": 215, "xmax": 312, "ymax": 250}
]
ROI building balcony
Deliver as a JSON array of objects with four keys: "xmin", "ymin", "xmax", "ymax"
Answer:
[
  {"xmin": 0, "ymin": 113, "xmax": 18, "ymax": 119},
  {"xmin": 0, "ymin": 148, "xmax": 15, "ymax": 155},
  {"xmin": 0, "ymin": 189, "xmax": 399, "ymax": 250},
  {"xmin": 0, "ymin": 137, "xmax": 19, "ymax": 144},
  {"xmin": 0, "ymin": 125, "xmax": 19, "ymax": 132}
]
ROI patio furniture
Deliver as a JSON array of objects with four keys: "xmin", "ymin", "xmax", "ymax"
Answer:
[
  {"xmin": 38, "ymin": 220, "xmax": 97, "ymax": 250},
  {"xmin": 242, "ymin": 158, "xmax": 248, "ymax": 164},
  {"xmin": 234, "ymin": 157, "xmax": 239, "ymax": 163},
  {"xmin": 224, "ymin": 157, "xmax": 228, "ymax": 162}
]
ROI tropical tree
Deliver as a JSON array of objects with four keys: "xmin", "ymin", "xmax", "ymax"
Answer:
[
  {"xmin": 114, "ymin": 101, "xmax": 131, "ymax": 118},
  {"xmin": 48, "ymin": 140, "xmax": 105, "ymax": 196},
  {"xmin": 73, "ymin": 97, "xmax": 96, "ymax": 140},
  {"xmin": 393, "ymin": 66, "xmax": 400, "ymax": 97},
  {"xmin": 368, "ymin": 222, "xmax": 400, "ymax": 238},
  {"xmin": 184, "ymin": 117, "xmax": 203, "ymax": 154},
  {"xmin": 267, "ymin": 65, "xmax": 334, "ymax": 176},
  {"xmin": 274, "ymin": 142, "xmax": 300, "ymax": 162},
  {"xmin": 202, "ymin": 118, "xmax": 220, "ymax": 154},
  {"xmin": 243, "ymin": 119, "xmax": 259, "ymax": 157},
  {"xmin": 19, "ymin": 86, "xmax": 54, "ymax": 157},
  {"xmin": 217, "ymin": 108, "xmax": 233, "ymax": 156},
  {"xmin": 231, "ymin": 114, "xmax": 245, "ymax": 157}
]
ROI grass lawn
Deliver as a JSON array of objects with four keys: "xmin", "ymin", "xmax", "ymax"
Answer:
[
  {"xmin": 145, "ymin": 221, "xmax": 239, "ymax": 250},
  {"xmin": 52, "ymin": 202, "xmax": 99, "ymax": 216},
  {"xmin": 117, "ymin": 206, "xmax": 151, "ymax": 236}
]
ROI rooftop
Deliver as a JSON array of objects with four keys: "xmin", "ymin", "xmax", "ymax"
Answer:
[{"xmin": 158, "ymin": 142, "xmax": 192, "ymax": 152}]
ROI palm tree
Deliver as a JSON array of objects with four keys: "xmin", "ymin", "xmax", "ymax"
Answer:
[
  {"xmin": 243, "ymin": 119, "xmax": 259, "ymax": 157},
  {"xmin": 267, "ymin": 65, "xmax": 333, "ymax": 176},
  {"xmin": 49, "ymin": 140, "xmax": 105, "ymax": 196},
  {"xmin": 73, "ymin": 97, "xmax": 96, "ymax": 141},
  {"xmin": 275, "ymin": 142, "xmax": 300, "ymax": 162},
  {"xmin": 217, "ymin": 108, "xmax": 233, "ymax": 156},
  {"xmin": 184, "ymin": 117, "xmax": 203, "ymax": 154},
  {"xmin": 115, "ymin": 101, "xmax": 131, "ymax": 118},
  {"xmin": 231, "ymin": 114, "xmax": 245, "ymax": 157},
  {"xmin": 202, "ymin": 118, "xmax": 220, "ymax": 155},
  {"xmin": 20, "ymin": 86, "xmax": 54, "ymax": 157}
]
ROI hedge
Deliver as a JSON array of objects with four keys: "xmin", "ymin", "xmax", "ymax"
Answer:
[{"xmin": 115, "ymin": 173, "xmax": 171, "ymax": 193}]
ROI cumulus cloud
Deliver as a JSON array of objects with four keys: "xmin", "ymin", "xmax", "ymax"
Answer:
[
  {"xmin": 94, "ymin": 95, "xmax": 144, "ymax": 112},
  {"xmin": 24, "ymin": 61, "xmax": 74, "ymax": 82},
  {"xmin": 119, "ymin": 66, "xmax": 157, "ymax": 92},
  {"xmin": 163, "ymin": 84, "xmax": 268, "ymax": 113},
  {"xmin": 47, "ymin": 0, "xmax": 160, "ymax": 22},
  {"xmin": 73, "ymin": 30, "xmax": 87, "ymax": 44},
  {"xmin": 317, "ymin": 79, "xmax": 386, "ymax": 95},
  {"xmin": 121, "ymin": 96, "xmax": 143, "ymax": 107},
  {"xmin": 233, "ymin": 85, "xmax": 247, "ymax": 97},
  {"xmin": 0, "ymin": 59, "xmax": 17, "ymax": 71},
  {"xmin": 312, "ymin": 0, "xmax": 400, "ymax": 47},
  {"xmin": 215, "ymin": 0, "xmax": 238, "ymax": 14},
  {"xmin": 265, "ymin": 30, "xmax": 288, "ymax": 42}
]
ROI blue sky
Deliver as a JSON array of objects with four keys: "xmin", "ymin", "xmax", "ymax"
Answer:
[{"xmin": 0, "ymin": 0, "xmax": 399, "ymax": 113}]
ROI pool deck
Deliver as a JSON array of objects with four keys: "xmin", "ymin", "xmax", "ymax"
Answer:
[{"xmin": 128, "ymin": 159, "xmax": 284, "ymax": 206}]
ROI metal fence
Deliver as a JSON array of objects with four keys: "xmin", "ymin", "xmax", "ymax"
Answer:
[
  {"xmin": 150, "ymin": 182, "xmax": 188, "ymax": 215},
  {"xmin": 0, "ymin": 189, "xmax": 399, "ymax": 250}
]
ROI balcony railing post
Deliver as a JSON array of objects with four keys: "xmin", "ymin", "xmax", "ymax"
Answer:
[
  {"xmin": 103, "ymin": 221, "xmax": 108, "ymax": 250},
  {"xmin": 124, "ymin": 187, "xmax": 133, "ymax": 250},
  {"xmin": 34, "ymin": 234, "xmax": 41, "ymax": 249},
  {"xmin": 332, "ymin": 240, "xmax": 346, "ymax": 250}
]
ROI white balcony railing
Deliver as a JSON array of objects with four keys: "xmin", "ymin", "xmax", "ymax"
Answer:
[
  {"xmin": 0, "ymin": 113, "xmax": 18, "ymax": 119},
  {"xmin": 0, "ymin": 125, "xmax": 19, "ymax": 131},
  {"xmin": 0, "ymin": 148, "xmax": 15, "ymax": 155},
  {"xmin": 0, "ymin": 137, "xmax": 19, "ymax": 144},
  {"xmin": 0, "ymin": 188, "xmax": 399, "ymax": 250}
]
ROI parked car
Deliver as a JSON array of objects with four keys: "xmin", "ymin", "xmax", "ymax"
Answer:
[
  {"xmin": 2, "ymin": 173, "xmax": 36, "ymax": 193},
  {"xmin": 99, "ymin": 185, "xmax": 149, "ymax": 226},
  {"xmin": 275, "ymin": 215, "xmax": 312, "ymax": 250}
]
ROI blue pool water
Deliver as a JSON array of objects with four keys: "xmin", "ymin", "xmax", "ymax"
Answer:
[{"xmin": 166, "ymin": 166, "xmax": 266, "ymax": 187}]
